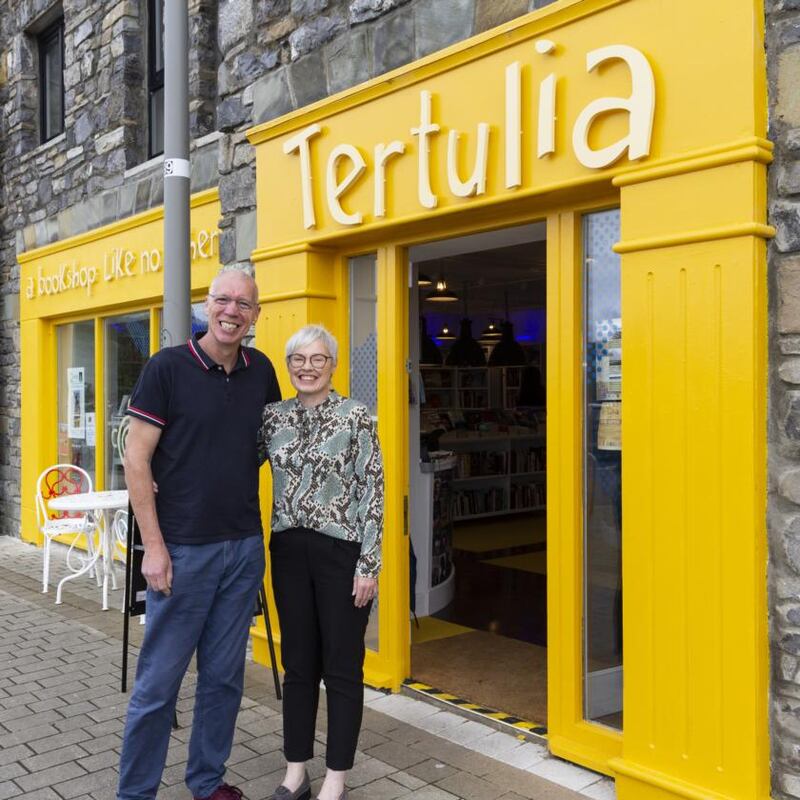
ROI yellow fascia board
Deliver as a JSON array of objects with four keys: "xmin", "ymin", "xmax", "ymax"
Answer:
[{"xmin": 247, "ymin": 0, "xmax": 629, "ymax": 145}]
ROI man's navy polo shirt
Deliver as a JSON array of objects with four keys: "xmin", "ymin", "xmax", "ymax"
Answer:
[{"xmin": 126, "ymin": 334, "xmax": 281, "ymax": 544}]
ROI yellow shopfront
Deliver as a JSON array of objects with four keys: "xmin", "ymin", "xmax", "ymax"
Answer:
[
  {"xmin": 246, "ymin": 0, "xmax": 771, "ymax": 798},
  {"xmin": 18, "ymin": 190, "xmax": 223, "ymax": 540}
]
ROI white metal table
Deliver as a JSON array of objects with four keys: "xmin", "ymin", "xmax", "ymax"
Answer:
[{"xmin": 49, "ymin": 490, "xmax": 129, "ymax": 611}]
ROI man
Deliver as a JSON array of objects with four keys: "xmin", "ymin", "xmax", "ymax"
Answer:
[{"xmin": 117, "ymin": 268, "xmax": 281, "ymax": 800}]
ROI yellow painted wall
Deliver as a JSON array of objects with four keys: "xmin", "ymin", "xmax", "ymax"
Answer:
[{"xmin": 245, "ymin": 0, "xmax": 770, "ymax": 798}]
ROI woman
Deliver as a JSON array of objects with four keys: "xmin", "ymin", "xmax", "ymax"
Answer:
[{"xmin": 257, "ymin": 324, "xmax": 383, "ymax": 800}]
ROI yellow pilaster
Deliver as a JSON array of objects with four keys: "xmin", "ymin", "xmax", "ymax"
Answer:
[
  {"xmin": 20, "ymin": 318, "xmax": 57, "ymax": 543},
  {"xmin": 609, "ymin": 157, "xmax": 771, "ymax": 800},
  {"xmin": 250, "ymin": 244, "xmax": 345, "ymax": 668}
]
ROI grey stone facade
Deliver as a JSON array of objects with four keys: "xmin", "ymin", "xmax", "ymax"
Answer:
[{"xmin": 768, "ymin": 0, "xmax": 800, "ymax": 797}]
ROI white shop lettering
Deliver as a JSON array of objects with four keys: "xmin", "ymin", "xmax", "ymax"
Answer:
[{"xmin": 283, "ymin": 40, "xmax": 656, "ymax": 229}]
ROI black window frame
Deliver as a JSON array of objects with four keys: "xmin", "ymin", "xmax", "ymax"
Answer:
[
  {"xmin": 147, "ymin": 0, "xmax": 165, "ymax": 158},
  {"xmin": 38, "ymin": 17, "xmax": 65, "ymax": 144}
]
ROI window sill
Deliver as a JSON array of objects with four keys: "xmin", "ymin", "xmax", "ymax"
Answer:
[{"xmin": 21, "ymin": 131, "xmax": 66, "ymax": 163}]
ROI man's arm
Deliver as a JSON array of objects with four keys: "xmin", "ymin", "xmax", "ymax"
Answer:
[{"xmin": 123, "ymin": 417, "xmax": 172, "ymax": 595}]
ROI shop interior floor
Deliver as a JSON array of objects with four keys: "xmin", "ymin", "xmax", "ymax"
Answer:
[
  {"xmin": 482, "ymin": 550, "xmax": 548, "ymax": 574},
  {"xmin": 412, "ymin": 629, "xmax": 548, "ymax": 725},
  {"xmin": 452, "ymin": 513, "xmax": 546, "ymax": 553},
  {"xmin": 411, "ymin": 614, "xmax": 475, "ymax": 644}
]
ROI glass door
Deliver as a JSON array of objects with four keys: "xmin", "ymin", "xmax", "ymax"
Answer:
[{"xmin": 582, "ymin": 209, "xmax": 622, "ymax": 728}]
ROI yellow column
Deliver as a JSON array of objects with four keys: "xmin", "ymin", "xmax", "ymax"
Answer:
[
  {"xmin": 20, "ymin": 318, "xmax": 57, "ymax": 543},
  {"xmin": 609, "ymin": 153, "xmax": 772, "ymax": 800},
  {"xmin": 249, "ymin": 244, "xmax": 343, "ymax": 667}
]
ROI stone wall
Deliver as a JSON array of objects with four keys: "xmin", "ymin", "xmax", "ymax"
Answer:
[
  {"xmin": 0, "ymin": 0, "xmax": 219, "ymax": 537},
  {"xmin": 768, "ymin": 0, "xmax": 800, "ymax": 796}
]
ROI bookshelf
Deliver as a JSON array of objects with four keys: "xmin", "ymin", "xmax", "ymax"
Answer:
[{"xmin": 439, "ymin": 430, "xmax": 546, "ymax": 521}]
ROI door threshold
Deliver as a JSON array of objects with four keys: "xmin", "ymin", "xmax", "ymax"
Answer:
[{"xmin": 402, "ymin": 679, "xmax": 548, "ymax": 743}]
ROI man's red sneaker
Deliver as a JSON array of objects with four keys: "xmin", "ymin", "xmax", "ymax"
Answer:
[{"xmin": 194, "ymin": 784, "xmax": 244, "ymax": 800}]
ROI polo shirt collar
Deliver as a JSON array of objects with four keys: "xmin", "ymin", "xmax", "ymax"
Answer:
[{"xmin": 187, "ymin": 333, "xmax": 250, "ymax": 372}]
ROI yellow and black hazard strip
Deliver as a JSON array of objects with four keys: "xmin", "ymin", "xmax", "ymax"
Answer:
[{"xmin": 403, "ymin": 680, "xmax": 547, "ymax": 737}]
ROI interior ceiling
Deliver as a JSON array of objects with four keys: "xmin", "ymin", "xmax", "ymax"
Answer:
[{"xmin": 418, "ymin": 241, "xmax": 546, "ymax": 314}]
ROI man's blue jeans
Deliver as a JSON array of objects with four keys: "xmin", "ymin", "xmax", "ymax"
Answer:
[{"xmin": 117, "ymin": 536, "xmax": 265, "ymax": 800}]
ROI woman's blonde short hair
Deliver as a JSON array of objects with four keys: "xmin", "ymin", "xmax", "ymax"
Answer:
[{"xmin": 285, "ymin": 324, "xmax": 339, "ymax": 366}]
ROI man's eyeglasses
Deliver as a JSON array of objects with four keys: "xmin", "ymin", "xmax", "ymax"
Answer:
[
  {"xmin": 208, "ymin": 293, "xmax": 255, "ymax": 312},
  {"xmin": 287, "ymin": 353, "xmax": 333, "ymax": 369}
]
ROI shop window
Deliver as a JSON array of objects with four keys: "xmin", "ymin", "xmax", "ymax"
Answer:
[
  {"xmin": 583, "ymin": 209, "xmax": 622, "ymax": 730},
  {"xmin": 38, "ymin": 17, "xmax": 64, "ymax": 143},
  {"xmin": 349, "ymin": 253, "xmax": 379, "ymax": 651},
  {"xmin": 105, "ymin": 313, "xmax": 151, "ymax": 490},
  {"xmin": 148, "ymin": 0, "xmax": 165, "ymax": 157},
  {"xmin": 57, "ymin": 321, "xmax": 96, "ymax": 484}
]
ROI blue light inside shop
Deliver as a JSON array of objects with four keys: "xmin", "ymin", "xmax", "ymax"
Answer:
[{"xmin": 427, "ymin": 308, "xmax": 546, "ymax": 346}]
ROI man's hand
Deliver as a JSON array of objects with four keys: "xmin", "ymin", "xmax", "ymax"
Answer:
[
  {"xmin": 142, "ymin": 542, "xmax": 173, "ymax": 596},
  {"xmin": 352, "ymin": 576, "xmax": 377, "ymax": 608}
]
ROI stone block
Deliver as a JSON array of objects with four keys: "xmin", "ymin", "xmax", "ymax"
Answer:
[
  {"xmin": 218, "ymin": 95, "xmax": 249, "ymax": 131},
  {"xmin": 252, "ymin": 69, "xmax": 294, "ymax": 125},
  {"xmin": 780, "ymin": 468, "xmax": 800, "ymax": 505},
  {"xmin": 415, "ymin": 0, "xmax": 475, "ymax": 59},
  {"xmin": 118, "ymin": 182, "xmax": 137, "ymax": 218},
  {"xmin": 219, "ymin": 0, "xmax": 254, "ymax": 51},
  {"xmin": 134, "ymin": 178, "xmax": 152, "ymax": 213},
  {"xmin": 782, "ymin": 359, "xmax": 800, "ymax": 384},
  {"xmin": 150, "ymin": 175, "xmax": 164, "ymax": 206},
  {"xmin": 256, "ymin": 0, "xmax": 292, "ymax": 25},
  {"xmin": 779, "ymin": 256, "xmax": 800, "ymax": 332},
  {"xmin": 782, "ymin": 336, "xmax": 800, "ymax": 355},
  {"xmin": 289, "ymin": 51, "xmax": 329, "ymax": 107},
  {"xmin": 236, "ymin": 210, "xmax": 257, "ymax": 261},
  {"xmin": 373, "ymin": 6, "xmax": 415, "ymax": 74},
  {"xmin": 95, "ymin": 127, "xmax": 124, "ymax": 155},
  {"xmin": 73, "ymin": 19, "xmax": 93, "ymax": 47},
  {"xmin": 781, "ymin": 162, "xmax": 800, "ymax": 197},
  {"xmin": 775, "ymin": 204, "xmax": 800, "ymax": 254},
  {"xmin": 327, "ymin": 29, "xmax": 370, "ymax": 93},
  {"xmin": 292, "ymin": 0, "xmax": 330, "ymax": 18},
  {"xmin": 475, "ymin": 0, "xmax": 528, "ymax": 33},
  {"xmin": 219, "ymin": 165, "xmax": 255, "ymax": 214},
  {"xmin": 350, "ymin": 0, "xmax": 410, "ymax": 25},
  {"xmin": 787, "ymin": 129, "xmax": 800, "ymax": 154},
  {"xmin": 289, "ymin": 15, "xmax": 348, "ymax": 60},
  {"xmin": 777, "ymin": 46, "xmax": 800, "ymax": 127},
  {"xmin": 191, "ymin": 145, "xmax": 219, "ymax": 191},
  {"xmin": 1, "ymin": 296, "xmax": 19, "ymax": 324},
  {"xmin": 74, "ymin": 112, "xmax": 93, "ymax": 146}
]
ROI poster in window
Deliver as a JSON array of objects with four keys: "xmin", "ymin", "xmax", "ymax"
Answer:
[{"xmin": 67, "ymin": 367, "xmax": 86, "ymax": 439}]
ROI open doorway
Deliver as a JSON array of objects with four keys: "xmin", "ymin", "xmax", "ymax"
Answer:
[{"xmin": 408, "ymin": 223, "xmax": 549, "ymax": 727}]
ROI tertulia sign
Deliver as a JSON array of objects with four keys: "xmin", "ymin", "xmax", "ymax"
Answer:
[{"xmin": 281, "ymin": 41, "xmax": 655, "ymax": 230}]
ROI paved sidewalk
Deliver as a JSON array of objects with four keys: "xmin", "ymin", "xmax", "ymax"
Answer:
[{"xmin": 0, "ymin": 536, "xmax": 615, "ymax": 800}]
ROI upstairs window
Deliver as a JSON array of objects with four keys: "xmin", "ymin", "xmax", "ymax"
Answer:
[
  {"xmin": 148, "ymin": 0, "xmax": 165, "ymax": 157},
  {"xmin": 38, "ymin": 18, "xmax": 64, "ymax": 143}
]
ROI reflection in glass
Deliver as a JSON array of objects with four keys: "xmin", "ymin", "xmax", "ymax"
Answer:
[
  {"xmin": 57, "ymin": 322, "xmax": 96, "ymax": 483},
  {"xmin": 105, "ymin": 313, "xmax": 150, "ymax": 489},
  {"xmin": 583, "ymin": 209, "xmax": 622, "ymax": 729},
  {"xmin": 349, "ymin": 253, "xmax": 379, "ymax": 650}
]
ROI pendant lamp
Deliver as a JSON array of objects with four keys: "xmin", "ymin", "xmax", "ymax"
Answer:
[
  {"xmin": 437, "ymin": 324, "xmax": 456, "ymax": 341},
  {"xmin": 418, "ymin": 273, "xmax": 433, "ymax": 286},
  {"xmin": 487, "ymin": 320, "xmax": 525, "ymax": 366},
  {"xmin": 480, "ymin": 320, "xmax": 502, "ymax": 341},
  {"xmin": 419, "ymin": 316, "xmax": 443, "ymax": 365},
  {"xmin": 427, "ymin": 277, "xmax": 459, "ymax": 302},
  {"xmin": 445, "ymin": 318, "xmax": 486, "ymax": 366}
]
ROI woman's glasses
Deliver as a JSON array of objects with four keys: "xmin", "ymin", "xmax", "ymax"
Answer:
[{"xmin": 287, "ymin": 353, "xmax": 333, "ymax": 369}]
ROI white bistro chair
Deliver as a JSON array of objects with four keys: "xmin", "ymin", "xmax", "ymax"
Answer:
[{"xmin": 36, "ymin": 463, "xmax": 98, "ymax": 594}]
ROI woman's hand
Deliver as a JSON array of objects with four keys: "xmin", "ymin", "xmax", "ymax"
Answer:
[{"xmin": 353, "ymin": 576, "xmax": 377, "ymax": 608}]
